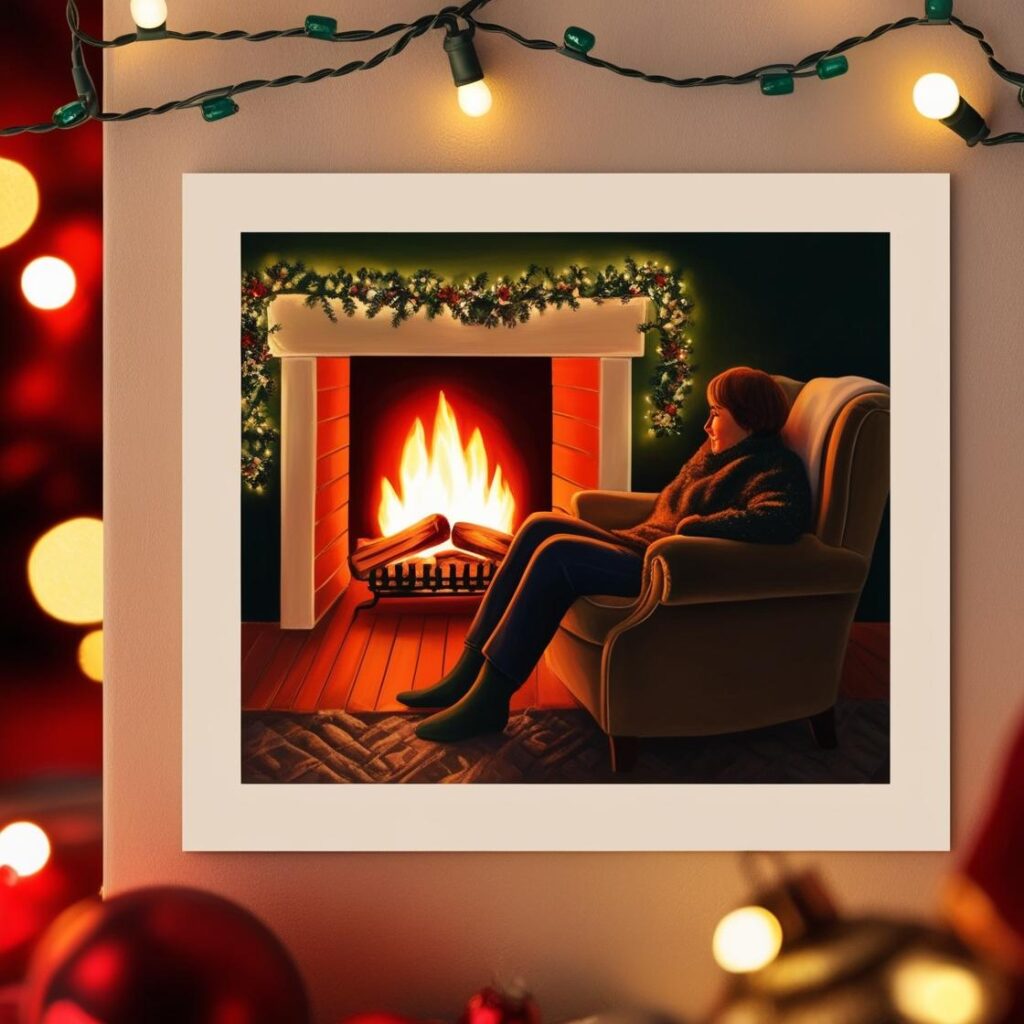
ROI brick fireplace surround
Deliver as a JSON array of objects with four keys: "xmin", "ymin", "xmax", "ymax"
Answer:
[{"xmin": 268, "ymin": 296, "xmax": 650, "ymax": 628}]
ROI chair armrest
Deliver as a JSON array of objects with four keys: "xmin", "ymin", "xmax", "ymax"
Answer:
[
  {"xmin": 644, "ymin": 533, "xmax": 869, "ymax": 606},
  {"xmin": 571, "ymin": 490, "xmax": 659, "ymax": 529}
]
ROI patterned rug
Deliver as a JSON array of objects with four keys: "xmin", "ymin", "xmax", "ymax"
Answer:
[{"xmin": 242, "ymin": 699, "xmax": 889, "ymax": 784}]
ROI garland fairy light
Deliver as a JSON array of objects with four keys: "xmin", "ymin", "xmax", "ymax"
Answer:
[
  {"xmin": 3, "ymin": 1, "xmax": 1023, "ymax": 146},
  {"xmin": 240, "ymin": 259, "xmax": 692, "ymax": 490}
]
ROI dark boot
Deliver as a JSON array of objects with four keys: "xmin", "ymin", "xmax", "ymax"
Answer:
[
  {"xmin": 396, "ymin": 645, "xmax": 485, "ymax": 709},
  {"xmin": 414, "ymin": 661, "xmax": 517, "ymax": 741}
]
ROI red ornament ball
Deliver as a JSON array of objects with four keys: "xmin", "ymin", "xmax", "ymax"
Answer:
[
  {"xmin": 654, "ymin": 273, "xmax": 667, "ymax": 287},
  {"xmin": 23, "ymin": 887, "xmax": 310, "ymax": 1024},
  {"xmin": 247, "ymin": 280, "xmax": 268, "ymax": 299},
  {"xmin": 497, "ymin": 286, "xmax": 510, "ymax": 301},
  {"xmin": 665, "ymin": 403, "xmax": 678, "ymax": 416}
]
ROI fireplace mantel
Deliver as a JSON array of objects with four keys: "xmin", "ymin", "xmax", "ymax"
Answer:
[
  {"xmin": 272, "ymin": 296, "xmax": 649, "ymax": 628},
  {"xmin": 268, "ymin": 295, "xmax": 651, "ymax": 358}
]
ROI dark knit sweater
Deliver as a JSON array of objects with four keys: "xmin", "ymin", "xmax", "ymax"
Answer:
[{"xmin": 610, "ymin": 433, "xmax": 812, "ymax": 551}]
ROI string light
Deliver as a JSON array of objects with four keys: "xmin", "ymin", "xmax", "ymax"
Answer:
[
  {"xmin": 913, "ymin": 72, "xmax": 990, "ymax": 144},
  {"xmin": 444, "ymin": 23, "xmax": 492, "ymax": 117},
  {"xmin": 21, "ymin": 256, "xmax": 77, "ymax": 310},
  {"xmin": 0, "ymin": 1, "xmax": 1021, "ymax": 143},
  {"xmin": 129, "ymin": 0, "xmax": 167, "ymax": 32}
]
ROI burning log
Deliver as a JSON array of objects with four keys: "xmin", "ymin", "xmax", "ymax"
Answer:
[
  {"xmin": 451, "ymin": 521, "xmax": 513, "ymax": 561},
  {"xmin": 349, "ymin": 513, "xmax": 450, "ymax": 579}
]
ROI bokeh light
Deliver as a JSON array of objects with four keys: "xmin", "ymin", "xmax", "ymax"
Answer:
[
  {"xmin": 0, "ymin": 821, "xmax": 52, "ymax": 878},
  {"xmin": 712, "ymin": 906, "xmax": 784, "ymax": 974},
  {"xmin": 78, "ymin": 629, "xmax": 103, "ymax": 682},
  {"xmin": 27, "ymin": 518, "xmax": 103, "ymax": 624},
  {"xmin": 22, "ymin": 256, "xmax": 77, "ymax": 310},
  {"xmin": 890, "ymin": 954, "xmax": 988, "ymax": 1024},
  {"xmin": 0, "ymin": 157, "xmax": 40, "ymax": 248}
]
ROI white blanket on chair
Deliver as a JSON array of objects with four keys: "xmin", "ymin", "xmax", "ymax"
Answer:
[{"xmin": 781, "ymin": 376, "xmax": 889, "ymax": 502}]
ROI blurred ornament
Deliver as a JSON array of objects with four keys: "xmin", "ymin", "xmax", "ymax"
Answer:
[
  {"xmin": 76, "ymin": 630, "xmax": 103, "ymax": 682},
  {"xmin": 942, "ymin": 709, "xmax": 1024, "ymax": 1021},
  {"xmin": 0, "ymin": 821, "xmax": 51, "ymax": 879},
  {"xmin": 21, "ymin": 257, "xmax": 77, "ymax": 311},
  {"xmin": 461, "ymin": 982, "xmax": 541, "ymax": 1024},
  {"xmin": 27, "ymin": 518, "xmax": 103, "ymax": 625},
  {"xmin": 708, "ymin": 863, "xmax": 1011, "ymax": 1023},
  {"xmin": 0, "ymin": 158, "xmax": 39, "ymax": 248},
  {"xmin": 23, "ymin": 886, "xmax": 310, "ymax": 1024}
]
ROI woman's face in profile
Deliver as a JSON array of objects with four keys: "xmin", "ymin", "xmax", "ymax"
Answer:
[{"xmin": 704, "ymin": 393, "xmax": 751, "ymax": 454}]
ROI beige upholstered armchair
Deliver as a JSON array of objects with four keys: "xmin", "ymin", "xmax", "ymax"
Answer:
[{"xmin": 544, "ymin": 376, "xmax": 890, "ymax": 771}]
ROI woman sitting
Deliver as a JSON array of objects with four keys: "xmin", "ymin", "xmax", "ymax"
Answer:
[{"xmin": 398, "ymin": 366, "xmax": 812, "ymax": 742}]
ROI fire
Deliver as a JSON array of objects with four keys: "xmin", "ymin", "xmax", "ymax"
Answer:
[{"xmin": 378, "ymin": 391, "xmax": 515, "ymax": 553}]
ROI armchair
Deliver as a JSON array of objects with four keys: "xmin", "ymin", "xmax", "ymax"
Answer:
[{"xmin": 544, "ymin": 376, "xmax": 890, "ymax": 771}]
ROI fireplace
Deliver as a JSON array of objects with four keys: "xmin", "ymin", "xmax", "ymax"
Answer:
[{"xmin": 269, "ymin": 295, "xmax": 648, "ymax": 628}]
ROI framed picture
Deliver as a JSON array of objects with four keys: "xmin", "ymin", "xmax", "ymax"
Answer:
[{"xmin": 182, "ymin": 172, "xmax": 948, "ymax": 851}]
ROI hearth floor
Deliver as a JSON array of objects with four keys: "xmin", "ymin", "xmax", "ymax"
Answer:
[
  {"xmin": 241, "ymin": 580, "xmax": 576, "ymax": 713},
  {"xmin": 242, "ymin": 582, "xmax": 890, "ymax": 713}
]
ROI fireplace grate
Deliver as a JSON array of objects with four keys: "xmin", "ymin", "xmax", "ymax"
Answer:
[{"xmin": 368, "ymin": 557, "xmax": 496, "ymax": 598}]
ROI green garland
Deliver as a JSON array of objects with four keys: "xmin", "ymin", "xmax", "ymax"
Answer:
[{"xmin": 240, "ymin": 258, "xmax": 694, "ymax": 490}]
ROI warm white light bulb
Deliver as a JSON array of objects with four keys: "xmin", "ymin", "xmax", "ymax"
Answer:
[
  {"xmin": 21, "ymin": 256, "xmax": 76, "ymax": 310},
  {"xmin": 0, "ymin": 821, "xmax": 52, "ymax": 879},
  {"xmin": 457, "ymin": 79, "xmax": 492, "ymax": 117},
  {"xmin": 913, "ymin": 73, "xmax": 961, "ymax": 120},
  {"xmin": 130, "ymin": 0, "xmax": 168, "ymax": 30},
  {"xmin": 712, "ymin": 906, "xmax": 784, "ymax": 974}
]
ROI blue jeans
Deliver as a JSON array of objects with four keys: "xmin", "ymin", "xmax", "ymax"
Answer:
[{"xmin": 464, "ymin": 512, "xmax": 645, "ymax": 686}]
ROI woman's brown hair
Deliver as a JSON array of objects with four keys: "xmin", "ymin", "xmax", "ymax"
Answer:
[{"xmin": 707, "ymin": 367, "xmax": 790, "ymax": 435}]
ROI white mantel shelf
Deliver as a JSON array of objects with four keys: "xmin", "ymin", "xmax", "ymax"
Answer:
[{"xmin": 268, "ymin": 295, "xmax": 652, "ymax": 358}]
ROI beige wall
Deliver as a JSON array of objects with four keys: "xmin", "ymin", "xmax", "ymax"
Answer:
[{"xmin": 105, "ymin": 2, "xmax": 1024, "ymax": 1020}]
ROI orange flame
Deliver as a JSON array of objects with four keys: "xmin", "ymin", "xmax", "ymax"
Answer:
[{"xmin": 378, "ymin": 392, "xmax": 516, "ymax": 554}]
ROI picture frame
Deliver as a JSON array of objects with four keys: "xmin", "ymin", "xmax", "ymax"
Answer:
[{"xmin": 182, "ymin": 172, "xmax": 949, "ymax": 851}]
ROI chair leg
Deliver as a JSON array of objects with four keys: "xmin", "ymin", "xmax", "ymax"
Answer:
[
  {"xmin": 808, "ymin": 707, "xmax": 838, "ymax": 749},
  {"xmin": 608, "ymin": 735, "xmax": 639, "ymax": 773}
]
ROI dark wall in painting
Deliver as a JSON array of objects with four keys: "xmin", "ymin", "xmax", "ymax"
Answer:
[{"xmin": 242, "ymin": 232, "xmax": 889, "ymax": 621}]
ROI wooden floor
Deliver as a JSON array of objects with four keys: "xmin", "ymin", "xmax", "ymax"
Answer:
[
  {"xmin": 242, "ymin": 581, "xmax": 574, "ymax": 713},
  {"xmin": 242, "ymin": 584, "xmax": 890, "ymax": 713}
]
